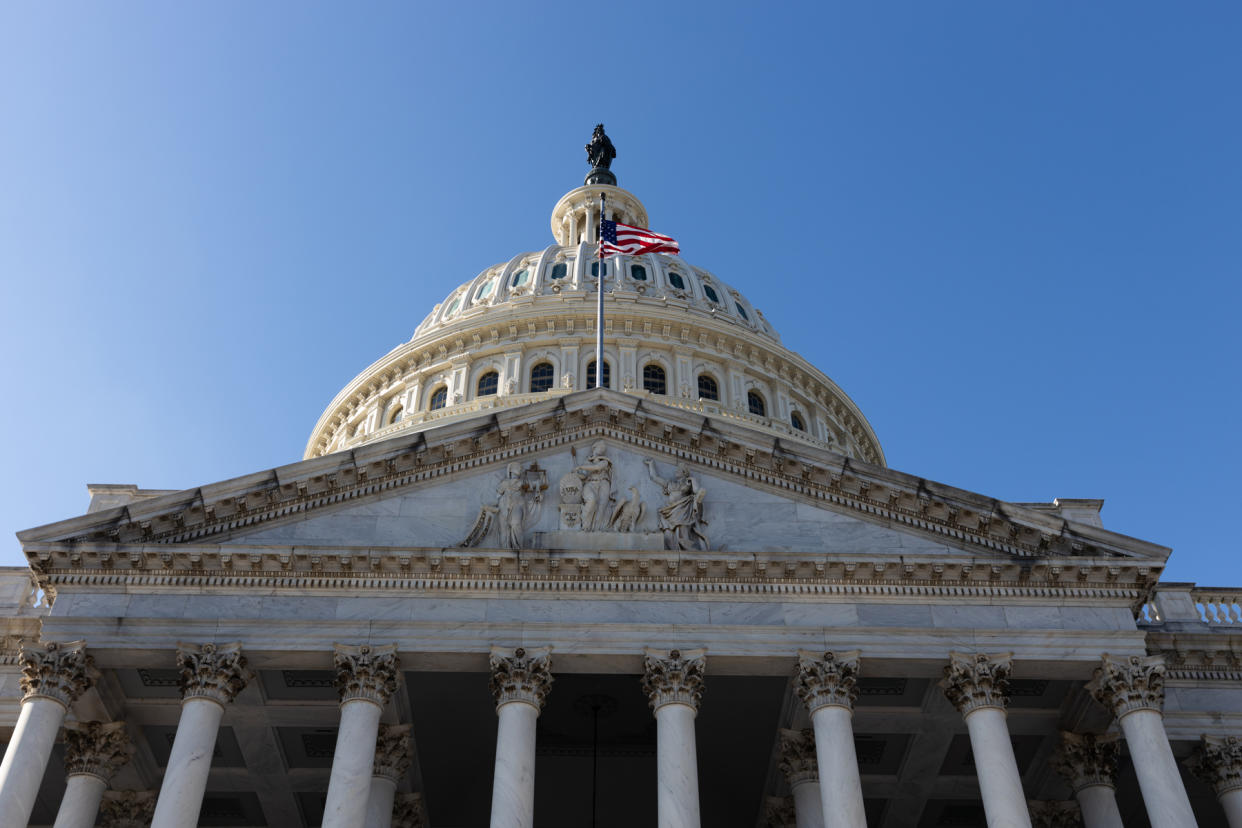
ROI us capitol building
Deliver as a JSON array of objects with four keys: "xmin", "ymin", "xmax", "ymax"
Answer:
[{"xmin": 1, "ymin": 131, "xmax": 1239, "ymax": 828}]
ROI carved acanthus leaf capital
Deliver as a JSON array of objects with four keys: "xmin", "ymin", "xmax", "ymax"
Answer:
[
  {"xmin": 763, "ymin": 795, "xmax": 796, "ymax": 828},
  {"xmin": 1187, "ymin": 734, "xmax": 1242, "ymax": 796},
  {"xmin": 334, "ymin": 643, "xmax": 401, "ymax": 707},
  {"xmin": 777, "ymin": 728, "xmax": 818, "ymax": 785},
  {"xmin": 392, "ymin": 791, "xmax": 428, "ymax": 828},
  {"xmin": 794, "ymin": 650, "xmax": 860, "ymax": 713},
  {"xmin": 99, "ymin": 790, "xmax": 157, "ymax": 828},
  {"xmin": 373, "ymin": 723, "xmax": 413, "ymax": 783},
  {"xmin": 63, "ymin": 721, "xmax": 131, "ymax": 781},
  {"xmin": 19, "ymin": 640, "xmax": 94, "ymax": 707},
  {"xmin": 177, "ymin": 642, "xmax": 248, "ymax": 705},
  {"xmin": 1087, "ymin": 653, "xmax": 1165, "ymax": 718},
  {"xmin": 940, "ymin": 651, "xmax": 1013, "ymax": 715},
  {"xmin": 641, "ymin": 648, "xmax": 706, "ymax": 712},
  {"xmin": 1026, "ymin": 800, "xmax": 1083, "ymax": 828},
  {"xmin": 1051, "ymin": 732, "xmax": 1119, "ymax": 793},
  {"xmin": 489, "ymin": 646, "xmax": 553, "ymax": 711}
]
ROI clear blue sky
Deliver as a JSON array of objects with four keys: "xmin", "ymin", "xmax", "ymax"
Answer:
[{"xmin": 1, "ymin": 3, "xmax": 1238, "ymax": 584}]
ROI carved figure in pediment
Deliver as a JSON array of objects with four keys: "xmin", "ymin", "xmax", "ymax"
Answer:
[
  {"xmin": 570, "ymin": 441, "xmax": 614, "ymax": 531},
  {"xmin": 461, "ymin": 462, "xmax": 546, "ymax": 549},
  {"xmin": 609, "ymin": 487, "xmax": 647, "ymax": 532},
  {"xmin": 645, "ymin": 458, "xmax": 709, "ymax": 550}
]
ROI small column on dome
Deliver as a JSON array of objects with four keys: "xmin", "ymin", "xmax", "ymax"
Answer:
[{"xmin": 584, "ymin": 124, "xmax": 617, "ymax": 186}]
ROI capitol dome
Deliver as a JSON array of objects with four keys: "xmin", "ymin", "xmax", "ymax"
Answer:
[{"xmin": 305, "ymin": 178, "xmax": 884, "ymax": 466}]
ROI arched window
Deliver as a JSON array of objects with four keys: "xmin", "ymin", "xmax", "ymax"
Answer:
[
  {"xmin": 642, "ymin": 364, "xmax": 667, "ymax": 395},
  {"xmin": 590, "ymin": 262, "xmax": 608, "ymax": 277},
  {"xmin": 630, "ymin": 264, "xmax": 647, "ymax": 281},
  {"xmin": 477, "ymin": 371, "xmax": 499, "ymax": 397},
  {"xmin": 697, "ymin": 374, "xmax": 719, "ymax": 401},
  {"xmin": 703, "ymin": 284, "xmax": 720, "ymax": 304},
  {"xmin": 587, "ymin": 360, "xmax": 611, "ymax": 389},
  {"xmin": 511, "ymin": 268, "xmax": 529, "ymax": 287},
  {"xmin": 476, "ymin": 280, "xmax": 495, "ymax": 300},
  {"xmin": 668, "ymin": 272, "xmax": 685, "ymax": 290},
  {"xmin": 444, "ymin": 297, "xmax": 461, "ymax": 317},
  {"xmin": 735, "ymin": 302, "xmax": 750, "ymax": 320},
  {"xmin": 550, "ymin": 263, "xmax": 568, "ymax": 280},
  {"xmin": 386, "ymin": 404, "xmax": 403, "ymax": 425},
  {"xmin": 791, "ymin": 412, "xmax": 806, "ymax": 431},
  {"xmin": 530, "ymin": 362, "xmax": 554, "ymax": 393},
  {"xmin": 429, "ymin": 387, "xmax": 448, "ymax": 411},
  {"xmin": 747, "ymin": 390, "xmax": 766, "ymax": 417}
]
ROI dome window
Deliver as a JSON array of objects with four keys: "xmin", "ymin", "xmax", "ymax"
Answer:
[
  {"xmin": 642, "ymin": 364, "xmax": 667, "ymax": 395},
  {"xmin": 697, "ymin": 374, "xmax": 719, "ymax": 401},
  {"xmin": 386, "ymin": 405, "xmax": 403, "ymax": 425},
  {"xmin": 429, "ymin": 387, "xmax": 448, "ymax": 411},
  {"xmin": 530, "ymin": 362, "xmax": 555, "ymax": 393},
  {"xmin": 630, "ymin": 264, "xmax": 647, "ymax": 281},
  {"xmin": 590, "ymin": 262, "xmax": 609, "ymax": 277},
  {"xmin": 791, "ymin": 412, "xmax": 806, "ymax": 431},
  {"xmin": 511, "ymin": 268, "xmax": 529, "ymax": 287},
  {"xmin": 747, "ymin": 391, "xmax": 766, "ymax": 417},
  {"xmin": 476, "ymin": 280, "xmax": 495, "ymax": 300},
  {"xmin": 587, "ymin": 360, "xmax": 611, "ymax": 389},
  {"xmin": 477, "ymin": 371, "xmax": 499, "ymax": 397},
  {"xmin": 550, "ymin": 263, "xmax": 568, "ymax": 280},
  {"xmin": 445, "ymin": 297, "xmax": 461, "ymax": 317},
  {"xmin": 668, "ymin": 272, "xmax": 685, "ymax": 290},
  {"xmin": 703, "ymin": 285, "xmax": 720, "ymax": 304},
  {"xmin": 735, "ymin": 303, "xmax": 750, "ymax": 321}
]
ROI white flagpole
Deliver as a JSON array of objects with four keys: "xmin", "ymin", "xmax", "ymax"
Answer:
[{"xmin": 596, "ymin": 192, "xmax": 605, "ymax": 388}]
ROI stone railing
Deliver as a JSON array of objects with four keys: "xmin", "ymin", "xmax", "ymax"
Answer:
[
  {"xmin": 1192, "ymin": 588, "xmax": 1242, "ymax": 625},
  {"xmin": 1137, "ymin": 584, "xmax": 1242, "ymax": 627}
]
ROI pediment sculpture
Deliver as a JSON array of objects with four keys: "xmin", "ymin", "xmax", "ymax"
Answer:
[{"xmin": 460, "ymin": 462, "xmax": 547, "ymax": 549}]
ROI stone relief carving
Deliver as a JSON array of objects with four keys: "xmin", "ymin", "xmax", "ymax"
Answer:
[
  {"xmin": 562, "ymin": 441, "xmax": 614, "ymax": 531},
  {"xmin": 608, "ymin": 487, "xmax": 646, "ymax": 533},
  {"xmin": 644, "ymin": 458, "xmax": 709, "ymax": 550},
  {"xmin": 461, "ymin": 462, "xmax": 547, "ymax": 549}
]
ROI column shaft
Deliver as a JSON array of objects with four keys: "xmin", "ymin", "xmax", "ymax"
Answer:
[
  {"xmin": 0, "ymin": 698, "xmax": 69, "ymax": 828},
  {"xmin": 1117, "ymin": 709, "xmax": 1198, "ymax": 827},
  {"xmin": 323, "ymin": 699, "xmax": 384, "ymax": 828},
  {"xmin": 655, "ymin": 702, "xmax": 700, "ymax": 828},
  {"xmin": 963, "ymin": 707, "xmax": 1032, "ymax": 828},
  {"xmin": 364, "ymin": 775, "xmax": 397, "ymax": 828},
  {"xmin": 1075, "ymin": 784, "xmax": 1124, "ymax": 828},
  {"xmin": 1220, "ymin": 788, "xmax": 1242, "ymax": 828},
  {"xmin": 791, "ymin": 779, "xmax": 826, "ymax": 828},
  {"xmin": 490, "ymin": 700, "xmax": 539, "ymax": 828},
  {"xmin": 151, "ymin": 697, "xmax": 225, "ymax": 828},
  {"xmin": 52, "ymin": 774, "xmax": 108, "ymax": 828},
  {"xmin": 810, "ymin": 706, "xmax": 864, "ymax": 828}
]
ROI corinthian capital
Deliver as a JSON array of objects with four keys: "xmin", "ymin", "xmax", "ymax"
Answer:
[
  {"xmin": 777, "ymin": 728, "xmax": 818, "ymax": 785},
  {"xmin": 1187, "ymin": 734, "xmax": 1242, "ymax": 797},
  {"xmin": 489, "ymin": 646, "xmax": 553, "ymax": 711},
  {"xmin": 1051, "ymin": 732, "xmax": 1119, "ymax": 793},
  {"xmin": 794, "ymin": 650, "xmax": 860, "ymax": 713},
  {"xmin": 63, "ymin": 721, "xmax": 131, "ymax": 781},
  {"xmin": 19, "ymin": 640, "xmax": 94, "ymax": 707},
  {"xmin": 641, "ymin": 648, "xmax": 706, "ymax": 712},
  {"xmin": 177, "ymin": 642, "xmax": 248, "ymax": 705},
  {"xmin": 1026, "ymin": 800, "xmax": 1082, "ymax": 828},
  {"xmin": 100, "ymin": 790, "xmax": 157, "ymax": 828},
  {"xmin": 763, "ymin": 796, "xmax": 796, "ymax": 828},
  {"xmin": 392, "ymin": 792, "xmax": 428, "ymax": 828},
  {"xmin": 1086, "ymin": 653, "xmax": 1165, "ymax": 718},
  {"xmin": 334, "ymin": 643, "xmax": 401, "ymax": 706},
  {"xmin": 940, "ymin": 651, "xmax": 1013, "ymax": 715},
  {"xmin": 373, "ymin": 723, "xmax": 413, "ymax": 783}
]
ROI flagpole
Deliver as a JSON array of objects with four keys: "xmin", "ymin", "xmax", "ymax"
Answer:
[{"xmin": 596, "ymin": 192, "xmax": 605, "ymax": 389}]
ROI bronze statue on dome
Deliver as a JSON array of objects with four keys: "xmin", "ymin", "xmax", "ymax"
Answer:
[{"xmin": 584, "ymin": 125, "xmax": 617, "ymax": 186}]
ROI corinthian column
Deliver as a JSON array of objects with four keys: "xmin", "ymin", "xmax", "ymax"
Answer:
[
  {"xmin": 489, "ymin": 646, "xmax": 552, "ymax": 828},
  {"xmin": 54, "ymin": 721, "xmax": 131, "ymax": 828},
  {"xmin": 940, "ymin": 652, "xmax": 1032, "ymax": 828},
  {"xmin": 100, "ymin": 790, "xmax": 157, "ymax": 828},
  {"xmin": 1051, "ymin": 732, "xmax": 1123, "ymax": 828},
  {"xmin": 0, "ymin": 640, "xmax": 94, "ymax": 828},
  {"xmin": 794, "ymin": 651, "xmax": 864, "ymax": 828},
  {"xmin": 778, "ymin": 728, "xmax": 825, "ymax": 828},
  {"xmin": 151, "ymin": 642, "xmax": 248, "ymax": 828},
  {"xmin": 323, "ymin": 643, "xmax": 401, "ymax": 828},
  {"xmin": 365, "ymin": 724, "xmax": 412, "ymax": 828},
  {"xmin": 1188, "ymin": 735, "xmax": 1242, "ymax": 827},
  {"xmin": 642, "ymin": 648, "xmax": 706, "ymax": 828},
  {"xmin": 1087, "ymin": 654, "xmax": 1197, "ymax": 828}
]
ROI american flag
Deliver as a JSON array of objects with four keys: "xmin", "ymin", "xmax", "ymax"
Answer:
[{"xmin": 599, "ymin": 220, "xmax": 680, "ymax": 256}]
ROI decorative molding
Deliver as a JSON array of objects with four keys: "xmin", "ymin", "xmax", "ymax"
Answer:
[
  {"xmin": 940, "ymin": 651, "xmax": 1013, "ymax": 716},
  {"xmin": 777, "ymin": 728, "xmax": 818, "ymax": 786},
  {"xmin": 641, "ymin": 647, "xmax": 706, "ymax": 712},
  {"xmin": 794, "ymin": 650, "xmax": 860, "ymax": 714},
  {"xmin": 99, "ymin": 790, "xmax": 157, "ymax": 828},
  {"xmin": 489, "ymin": 646, "xmax": 553, "ymax": 711},
  {"xmin": 19, "ymin": 640, "xmax": 93, "ymax": 707},
  {"xmin": 177, "ymin": 642, "xmax": 248, "ymax": 706},
  {"xmin": 1087, "ymin": 653, "xmax": 1165, "ymax": 718},
  {"xmin": 63, "ymin": 720, "xmax": 131, "ymax": 781},
  {"xmin": 1026, "ymin": 800, "xmax": 1083, "ymax": 828},
  {"xmin": 373, "ymin": 723, "xmax": 413, "ymax": 784},
  {"xmin": 392, "ymin": 791, "xmax": 427, "ymax": 828},
  {"xmin": 333, "ymin": 643, "xmax": 400, "ymax": 707},
  {"xmin": 1051, "ymin": 732, "xmax": 1119, "ymax": 793},
  {"xmin": 1186, "ymin": 734, "xmax": 1242, "ymax": 797}
]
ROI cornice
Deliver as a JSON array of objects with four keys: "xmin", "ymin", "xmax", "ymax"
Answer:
[{"xmin": 1145, "ymin": 630, "xmax": 1242, "ymax": 681}]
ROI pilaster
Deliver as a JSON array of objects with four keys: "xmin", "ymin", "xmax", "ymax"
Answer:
[
  {"xmin": 333, "ymin": 643, "xmax": 401, "ymax": 707},
  {"xmin": 489, "ymin": 646, "xmax": 553, "ymax": 711},
  {"xmin": 641, "ymin": 648, "xmax": 706, "ymax": 711},
  {"xmin": 940, "ymin": 651, "xmax": 1013, "ymax": 714},
  {"xmin": 794, "ymin": 650, "xmax": 860, "ymax": 714},
  {"xmin": 176, "ymin": 642, "xmax": 247, "ymax": 706},
  {"xmin": 20, "ymin": 640, "xmax": 93, "ymax": 708}
]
